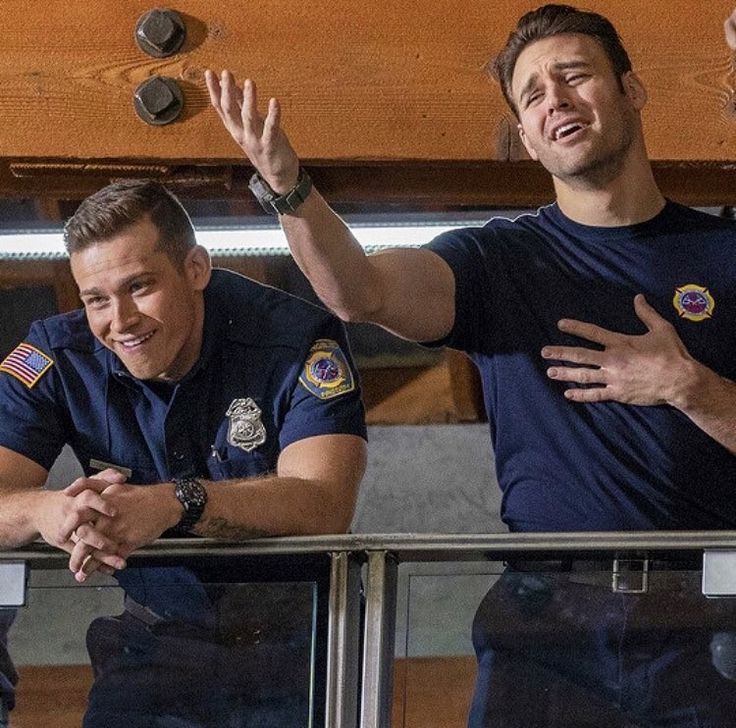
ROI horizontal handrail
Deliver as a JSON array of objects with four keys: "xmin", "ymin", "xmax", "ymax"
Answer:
[{"xmin": 2, "ymin": 531, "xmax": 736, "ymax": 567}]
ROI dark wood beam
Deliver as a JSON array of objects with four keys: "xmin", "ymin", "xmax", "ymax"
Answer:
[{"xmin": 1, "ymin": 160, "xmax": 735, "ymax": 211}]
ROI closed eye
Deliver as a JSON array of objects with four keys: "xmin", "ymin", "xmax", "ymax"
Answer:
[{"xmin": 525, "ymin": 90, "xmax": 543, "ymax": 108}]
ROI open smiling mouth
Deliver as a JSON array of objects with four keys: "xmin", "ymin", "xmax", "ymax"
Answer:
[
  {"xmin": 553, "ymin": 123, "xmax": 588, "ymax": 141},
  {"xmin": 119, "ymin": 331, "xmax": 155, "ymax": 350}
]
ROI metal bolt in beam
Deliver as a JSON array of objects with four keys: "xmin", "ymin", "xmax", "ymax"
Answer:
[
  {"xmin": 133, "ymin": 76, "xmax": 184, "ymax": 125},
  {"xmin": 135, "ymin": 8, "xmax": 186, "ymax": 58}
]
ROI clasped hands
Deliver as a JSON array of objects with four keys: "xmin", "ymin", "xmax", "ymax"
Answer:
[
  {"xmin": 49, "ymin": 470, "xmax": 173, "ymax": 583},
  {"xmin": 541, "ymin": 294, "xmax": 696, "ymax": 408}
]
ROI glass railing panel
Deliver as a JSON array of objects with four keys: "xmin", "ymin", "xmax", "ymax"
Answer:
[
  {"xmin": 394, "ymin": 562, "xmax": 504, "ymax": 728},
  {"xmin": 395, "ymin": 557, "xmax": 735, "ymax": 728},
  {"xmin": 3, "ymin": 568, "xmax": 320, "ymax": 728}
]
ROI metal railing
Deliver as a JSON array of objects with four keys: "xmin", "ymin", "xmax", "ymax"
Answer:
[{"xmin": 3, "ymin": 531, "xmax": 736, "ymax": 728}]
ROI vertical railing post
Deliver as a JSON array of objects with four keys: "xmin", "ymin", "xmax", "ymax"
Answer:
[
  {"xmin": 325, "ymin": 551, "xmax": 362, "ymax": 728},
  {"xmin": 360, "ymin": 550, "xmax": 398, "ymax": 728}
]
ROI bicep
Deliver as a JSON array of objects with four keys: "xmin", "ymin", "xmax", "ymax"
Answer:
[
  {"xmin": 368, "ymin": 248, "xmax": 456, "ymax": 342},
  {"xmin": 0, "ymin": 446, "xmax": 49, "ymax": 492},
  {"xmin": 277, "ymin": 434, "xmax": 367, "ymax": 521}
]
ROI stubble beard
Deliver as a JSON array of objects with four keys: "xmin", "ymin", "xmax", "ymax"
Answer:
[{"xmin": 549, "ymin": 121, "xmax": 635, "ymax": 191}]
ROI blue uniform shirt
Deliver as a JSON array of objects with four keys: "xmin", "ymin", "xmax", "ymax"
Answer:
[
  {"xmin": 0, "ymin": 269, "xmax": 366, "ymax": 616},
  {"xmin": 0, "ymin": 268, "xmax": 366, "ymax": 481},
  {"xmin": 426, "ymin": 201, "xmax": 736, "ymax": 532}
]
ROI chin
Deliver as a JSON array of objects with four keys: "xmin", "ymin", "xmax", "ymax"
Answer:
[{"xmin": 121, "ymin": 361, "xmax": 159, "ymax": 381}]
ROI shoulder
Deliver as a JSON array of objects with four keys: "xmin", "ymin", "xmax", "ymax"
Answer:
[
  {"xmin": 664, "ymin": 202, "xmax": 736, "ymax": 234},
  {"xmin": 424, "ymin": 206, "xmax": 552, "ymax": 264},
  {"xmin": 206, "ymin": 269, "xmax": 344, "ymax": 350},
  {"xmin": 18, "ymin": 308, "xmax": 99, "ymax": 354}
]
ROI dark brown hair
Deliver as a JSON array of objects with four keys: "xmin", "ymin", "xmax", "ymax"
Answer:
[
  {"xmin": 63, "ymin": 180, "xmax": 196, "ymax": 267},
  {"xmin": 490, "ymin": 4, "xmax": 632, "ymax": 116}
]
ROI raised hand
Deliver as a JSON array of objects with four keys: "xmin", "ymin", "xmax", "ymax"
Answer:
[{"xmin": 205, "ymin": 70, "xmax": 300, "ymax": 193}]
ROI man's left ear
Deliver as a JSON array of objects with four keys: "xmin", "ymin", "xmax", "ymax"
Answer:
[
  {"xmin": 185, "ymin": 245, "xmax": 212, "ymax": 291},
  {"xmin": 622, "ymin": 71, "xmax": 647, "ymax": 110}
]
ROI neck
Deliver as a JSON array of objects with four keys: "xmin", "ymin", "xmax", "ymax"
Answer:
[{"xmin": 554, "ymin": 145, "xmax": 665, "ymax": 227}]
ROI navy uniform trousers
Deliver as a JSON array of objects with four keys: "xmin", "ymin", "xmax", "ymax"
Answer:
[{"xmin": 468, "ymin": 565, "xmax": 736, "ymax": 728}]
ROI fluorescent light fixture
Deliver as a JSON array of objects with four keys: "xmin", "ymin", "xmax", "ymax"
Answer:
[{"xmin": 0, "ymin": 219, "xmax": 491, "ymax": 259}]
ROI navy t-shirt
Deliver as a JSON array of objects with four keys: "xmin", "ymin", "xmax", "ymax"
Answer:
[{"xmin": 426, "ymin": 201, "xmax": 736, "ymax": 532}]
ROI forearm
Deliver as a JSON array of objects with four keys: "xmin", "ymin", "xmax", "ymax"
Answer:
[
  {"xmin": 0, "ymin": 489, "xmax": 49, "ymax": 549},
  {"xmin": 670, "ymin": 360, "xmax": 736, "ymax": 455},
  {"xmin": 280, "ymin": 188, "xmax": 385, "ymax": 323},
  {"xmin": 193, "ymin": 474, "xmax": 355, "ymax": 540}
]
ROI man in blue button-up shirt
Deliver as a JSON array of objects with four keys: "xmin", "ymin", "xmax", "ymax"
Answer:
[{"xmin": 0, "ymin": 180, "xmax": 367, "ymax": 726}]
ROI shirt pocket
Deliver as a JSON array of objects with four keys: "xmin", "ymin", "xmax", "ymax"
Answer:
[{"xmin": 207, "ymin": 420, "xmax": 276, "ymax": 480}]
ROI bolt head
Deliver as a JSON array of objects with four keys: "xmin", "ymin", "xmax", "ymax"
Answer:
[
  {"xmin": 135, "ymin": 8, "xmax": 185, "ymax": 57},
  {"xmin": 133, "ymin": 76, "xmax": 183, "ymax": 125}
]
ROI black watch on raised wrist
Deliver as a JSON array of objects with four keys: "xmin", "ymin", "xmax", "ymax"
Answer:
[
  {"xmin": 248, "ymin": 167, "xmax": 312, "ymax": 216},
  {"xmin": 169, "ymin": 477, "xmax": 208, "ymax": 536}
]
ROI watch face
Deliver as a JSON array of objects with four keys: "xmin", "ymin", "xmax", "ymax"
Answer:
[
  {"xmin": 175, "ymin": 478, "xmax": 207, "ymax": 527},
  {"xmin": 182, "ymin": 480, "xmax": 205, "ymax": 505}
]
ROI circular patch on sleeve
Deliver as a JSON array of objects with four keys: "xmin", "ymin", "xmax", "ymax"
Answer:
[
  {"xmin": 299, "ymin": 339, "xmax": 356, "ymax": 400},
  {"xmin": 672, "ymin": 284, "xmax": 715, "ymax": 322}
]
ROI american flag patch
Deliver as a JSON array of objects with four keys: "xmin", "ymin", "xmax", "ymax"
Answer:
[{"xmin": 0, "ymin": 343, "xmax": 54, "ymax": 388}]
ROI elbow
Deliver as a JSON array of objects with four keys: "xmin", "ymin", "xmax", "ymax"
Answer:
[
  {"xmin": 312, "ymin": 503, "xmax": 355, "ymax": 535},
  {"xmin": 326, "ymin": 295, "xmax": 383, "ymax": 326},
  {"xmin": 332, "ymin": 305, "xmax": 368, "ymax": 325},
  {"xmin": 316, "ymin": 278, "xmax": 385, "ymax": 325},
  {"xmin": 312, "ymin": 484, "xmax": 359, "ymax": 535}
]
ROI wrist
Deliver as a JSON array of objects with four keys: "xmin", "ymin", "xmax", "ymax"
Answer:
[
  {"xmin": 269, "ymin": 167, "xmax": 300, "ymax": 195},
  {"xmin": 165, "ymin": 477, "xmax": 208, "ymax": 536},
  {"xmin": 249, "ymin": 167, "xmax": 312, "ymax": 216},
  {"xmin": 666, "ymin": 358, "xmax": 712, "ymax": 412}
]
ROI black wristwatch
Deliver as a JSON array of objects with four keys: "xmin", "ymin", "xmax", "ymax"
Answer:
[
  {"xmin": 248, "ymin": 167, "xmax": 312, "ymax": 216},
  {"xmin": 170, "ymin": 477, "xmax": 208, "ymax": 535}
]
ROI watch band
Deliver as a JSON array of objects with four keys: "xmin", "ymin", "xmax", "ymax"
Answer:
[
  {"xmin": 169, "ymin": 476, "xmax": 208, "ymax": 535},
  {"xmin": 248, "ymin": 167, "xmax": 312, "ymax": 216}
]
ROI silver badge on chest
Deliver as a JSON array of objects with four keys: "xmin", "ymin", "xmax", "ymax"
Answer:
[{"xmin": 225, "ymin": 398, "xmax": 267, "ymax": 452}]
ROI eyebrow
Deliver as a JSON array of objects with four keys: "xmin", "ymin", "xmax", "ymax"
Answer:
[
  {"xmin": 517, "ymin": 60, "xmax": 593, "ymax": 105},
  {"xmin": 78, "ymin": 271, "xmax": 152, "ymax": 298}
]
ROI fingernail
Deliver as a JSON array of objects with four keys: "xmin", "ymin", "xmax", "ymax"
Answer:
[
  {"xmin": 547, "ymin": 368, "xmax": 558, "ymax": 378},
  {"xmin": 541, "ymin": 347, "xmax": 551, "ymax": 357}
]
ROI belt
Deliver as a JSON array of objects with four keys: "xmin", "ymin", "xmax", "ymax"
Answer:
[{"xmin": 505, "ymin": 558, "xmax": 702, "ymax": 594}]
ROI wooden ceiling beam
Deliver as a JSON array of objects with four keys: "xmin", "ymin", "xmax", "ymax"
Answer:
[{"xmin": 0, "ymin": 161, "xmax": 735, "ymax": 211}]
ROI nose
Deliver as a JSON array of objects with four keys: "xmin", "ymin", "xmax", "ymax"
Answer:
[
  {"xmin": 110, "ymin": 297, "xmax": 140, "ymax": 333},
  {"xmin": 546, "ymin": 83, "xmax": 572, "ymax": 115}
]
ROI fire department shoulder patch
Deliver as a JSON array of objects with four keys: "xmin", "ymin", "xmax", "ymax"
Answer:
[{"xmin": 299, "ymin": 339, "xmax": 355, "ymax": 400}]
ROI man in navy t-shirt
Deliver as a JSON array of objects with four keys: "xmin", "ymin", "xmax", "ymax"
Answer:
[
  {"xmin": 207, "ymin": 3, "xmax": 736, "ymax": 726},
  {"xmin": 0, "ymin": 180, "xmax": 366, "ymax": 726}
]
